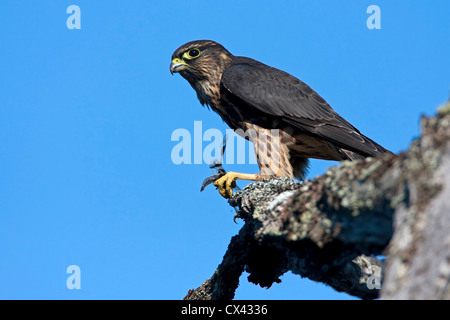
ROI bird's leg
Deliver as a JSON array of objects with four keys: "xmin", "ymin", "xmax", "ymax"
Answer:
[{"xmin": 213, "ymin": 172, "xmax": 268, "ymax": 198}]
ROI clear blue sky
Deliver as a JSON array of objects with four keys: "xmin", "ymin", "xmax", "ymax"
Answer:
[{"xmin": 0, "ymin": 1, "xmax": 448, "ymax": 299}]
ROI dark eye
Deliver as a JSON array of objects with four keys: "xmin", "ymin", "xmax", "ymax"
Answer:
[{"xmin": 187, "ymin": 49, "xmax": 200, "ymax": 58}]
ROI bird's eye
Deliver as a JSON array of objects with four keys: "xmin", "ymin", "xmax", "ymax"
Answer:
[{"xmin": 186, "ymin": 49, "xmax": 200, "ymax": 59}]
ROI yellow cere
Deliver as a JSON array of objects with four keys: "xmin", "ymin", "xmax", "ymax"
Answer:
[{"xmin": 172, "ymin": 58, "xmax": 185, "ymax": 64}]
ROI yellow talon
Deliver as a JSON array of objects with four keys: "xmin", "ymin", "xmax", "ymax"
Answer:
[
  {"xmin": 213, "ymin": 172, "xmax": 237, "ymax": 198},
  {"xmin": 213, "ymin": 172, "xmax": 264, "ymax": 199}
]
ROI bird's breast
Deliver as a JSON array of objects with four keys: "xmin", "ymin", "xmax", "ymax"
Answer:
[{"xmin": 194, "ymin": 79, "xmax": 221, "ymax": 107}]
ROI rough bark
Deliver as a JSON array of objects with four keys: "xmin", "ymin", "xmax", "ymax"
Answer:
[
  {"xmin": 184, "ymin": 103, "xmax": 450, "ymax": 300},
  {"xmin": 380, "ymin": 106, "xmax": 450, "ymax": 300}
]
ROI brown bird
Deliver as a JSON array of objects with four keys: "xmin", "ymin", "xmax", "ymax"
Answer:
[{"xmin": 170, "ymin": 40, "xmax": 392, "ymax": 198}]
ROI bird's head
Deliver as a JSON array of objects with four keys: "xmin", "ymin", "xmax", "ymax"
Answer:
[{"xmin": 170, "ymin": 40, "xmax": 233, "ymax": 90}]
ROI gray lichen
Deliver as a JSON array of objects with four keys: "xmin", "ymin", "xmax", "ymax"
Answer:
[{"xmin": 185, "ymin": 109, "xmax": 450, "ymax": 300}]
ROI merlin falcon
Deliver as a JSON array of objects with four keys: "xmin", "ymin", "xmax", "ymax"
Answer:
[{"xmin": 170, "ymin": 40, "xmax": 392, "ymax": 198}]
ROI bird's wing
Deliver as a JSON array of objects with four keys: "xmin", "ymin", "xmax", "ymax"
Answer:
[{"xmin": 220, "ymin": 57, "xmax": 389, "ymax": 157}]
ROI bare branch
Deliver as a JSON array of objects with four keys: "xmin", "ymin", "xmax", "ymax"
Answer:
[{"xmin": 185, "ymin": 104, "xmax": 450, "ymax": 300}]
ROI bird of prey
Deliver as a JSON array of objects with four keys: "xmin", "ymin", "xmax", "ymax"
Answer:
[{"xmin": 170, "ymin": 40, "xmax": 392, "ymax": 198}]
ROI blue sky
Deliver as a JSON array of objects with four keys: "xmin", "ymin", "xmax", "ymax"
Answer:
[{"xmin": 0, "ymin": 1, "xmax": 448, "ymax": 299}]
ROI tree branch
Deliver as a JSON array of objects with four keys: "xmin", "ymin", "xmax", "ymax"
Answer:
[{"xmin": 184, "ymin": 103, "xmax": 450, "ymax": 300}]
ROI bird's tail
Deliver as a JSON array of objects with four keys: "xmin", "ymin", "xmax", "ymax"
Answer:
[{"xmin": 342, "ymin": 134, "xmax": 394, "ymax": 160}]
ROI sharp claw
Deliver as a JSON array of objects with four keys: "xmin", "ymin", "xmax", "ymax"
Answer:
[
  {"xmin": 201, "ymin": 171, "xmax": 225, "ymax": 192},
  {"xmin": 201, "ymin": 163, "xmax": 227, "ymax": 192}
]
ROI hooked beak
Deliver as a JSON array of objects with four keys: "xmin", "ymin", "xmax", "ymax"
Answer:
[{"xmin": 170, "ymin": 58, "xmax": 187, "ymax": 75}]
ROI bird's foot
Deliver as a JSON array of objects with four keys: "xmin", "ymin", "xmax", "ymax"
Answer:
[
  {"xmin": 213, "ymin": 172, "xmax": 262, "ymax": 198},
  {"xmin": 213, "ymin": 172, "xmax": 238, "ymax": 198}
]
